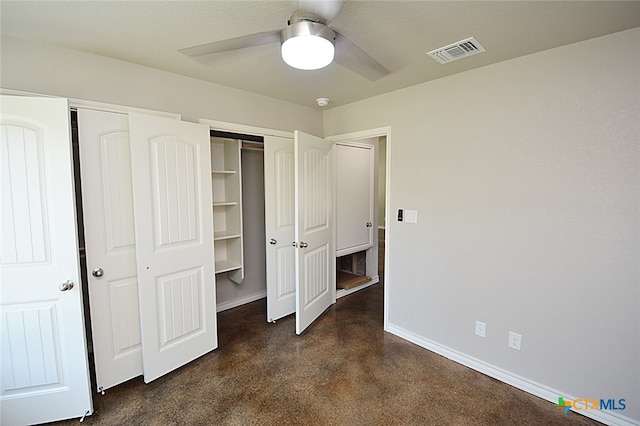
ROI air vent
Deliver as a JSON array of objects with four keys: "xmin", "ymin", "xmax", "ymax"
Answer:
[{"xmin": 427, "ymin": 37, "xmax": 486, "ymax": 64}]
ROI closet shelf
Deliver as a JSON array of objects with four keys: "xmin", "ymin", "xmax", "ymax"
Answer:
[
  {"xmin": 211, "ymin": 137, "xmax": 244, "ymax": 284},
  {"xmin": 214, "ymin": 231, "xmax": 241, "ymax": 241},
  {"xmin": 215, "ymin": 259, "xmax": 242, "ymax": 274}
]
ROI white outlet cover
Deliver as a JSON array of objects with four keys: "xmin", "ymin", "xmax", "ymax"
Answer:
[
  {"xmin": 508, "ymin": 332, "xmax": 522, "ymax": 350},
  {"xmin": 475, "ymin": 321, "xmax": 486, "ymax": 337}
]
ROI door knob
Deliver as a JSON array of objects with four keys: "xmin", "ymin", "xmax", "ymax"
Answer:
[
  {"xmin": 92, "ymin": 268, "xmax": 104, "ymax": 278},
  {"xmin": 269, "ymin": 238, "xmax": 277, "ymax": 245},
  {"xmin": 366, "ymin": 222, "xmax": 373, "ymax": 227},
  {"xmin": 59, "ymin": 280, "xmax": 74, "ymax": 292},
  {"xmin": 299, "ymin": 241, "xmax": 308, "ymax": 248}
]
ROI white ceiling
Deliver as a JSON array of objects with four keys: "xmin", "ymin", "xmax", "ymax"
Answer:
[{"xmin": 1, "ymin": 1, "xmax": 639, "ymax": 109}]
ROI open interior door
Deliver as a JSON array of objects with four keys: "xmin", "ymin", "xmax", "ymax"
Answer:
[
  {"xmin": 1, "ymin": 96, "xmax": 93, "ymax": 424},
  {"xmin": 129, "ymin": 113, "xmax": 217, "ymax": 383},
  {"xmin": 77, "ymin": 108, "xmax": 142, "ymax": 392},
  {"xmin": 264, "ymin": 135, "xmax": 297, "ymax": 322},
  {"xmin": 294, "ymin": 131, "xmax": 335, "ymax": 335}
]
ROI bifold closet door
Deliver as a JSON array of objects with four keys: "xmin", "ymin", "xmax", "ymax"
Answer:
[
  {"xmin": 129, "ymin": 113, "xmax": 218, "ymax": 383},
  {"xmin": 264, "ymin": 135, "xmax": 296, "ymax": 322},
  {"xmin": 77, "ymin": 109, "xmax": 142, "ymax": 392},
  {"xmin": 1, "ymin": 96, "xmax": 93, "ymax": 424},
  {"xmin": 294, "ymin": 131, "xmax": 335, "ymax": 335},
  {"xmin": 265, "ymin": 131, "xmax": 335, "ymax": 332}
]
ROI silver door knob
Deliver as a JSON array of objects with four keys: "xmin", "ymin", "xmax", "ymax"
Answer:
[
  {"xmin": 269, "ymin": 238, "xmax": 277, "ymax": 245},
  {"xmin": 59, "ymin": 280, "xmax": 74, "ymax": 292},
  {"xmin": 92, "ymin": 268, "xmax": 104, "ymax": 278},
  {"xmin": 299, "ymin": 241, "xmax": 308, "ymax": 248},
  {"xmin": 366, "ymin": 222, "xmax": 373, "ymax": 227}
]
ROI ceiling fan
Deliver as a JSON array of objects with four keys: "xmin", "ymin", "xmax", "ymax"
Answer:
[{"xmin": 178, "ymin": 0, "xmax": 389, "ymax": 81}]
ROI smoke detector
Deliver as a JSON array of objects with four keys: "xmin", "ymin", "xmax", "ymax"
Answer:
[
  {"xmin": 427, "ymin": 37, "xmax": 486, "ymax": 64},
  {"xmin": 316, "ymin": 97, "xmax": 330, "ymax": 107}
]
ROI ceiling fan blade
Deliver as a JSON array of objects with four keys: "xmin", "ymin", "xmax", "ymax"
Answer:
[
  {"xmin": 297, "ymin": 0, "xmax": 345, "ymax": 23},
  {"xmin": 333, "ymin": 32, "xmax": 389, "ymax": 81},
  {"xmin": 179, "ymin": 30, "xmax": 281, "ymax": 57}
]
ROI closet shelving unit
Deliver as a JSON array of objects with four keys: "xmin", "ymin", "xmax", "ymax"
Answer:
[{"xmin": 211, "ymin": 137, "xmax": 244, "ymax": 283}]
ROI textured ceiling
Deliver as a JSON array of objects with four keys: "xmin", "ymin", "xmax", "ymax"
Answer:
[{"xmin": 1, "ymin": 1, "xmax": 639, "ymax": 109}]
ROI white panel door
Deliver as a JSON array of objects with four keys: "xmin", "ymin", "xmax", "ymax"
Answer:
[
  {"xmin": 129, "ymin": 113, "xmax": 217, "ymax": 383},
  {"xmin": 335, "ymin": 143, "xmax": 374, "ymax": 255},
  {"xmin": 0, "ymin": 96, "xmax": 93, "ymax": 424},
  {"xmin": 77, "ymin": 109, "xmax": 142, "ymax": 392},
  {"xmin": 294, "ymin": 131, "xmax": 335, "ymax": 335},
  {"xmin": 264, "ymin": 135, "xmax": 296, "ymax": 322}
]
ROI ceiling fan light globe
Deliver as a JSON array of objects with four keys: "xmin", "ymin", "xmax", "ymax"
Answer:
[
  {"xmin": 281, "ymin": 20, "xmax": 336, "ymax": 70},
  {"xmin": 282, "ymin": 35, "xmax": 335, "ymax": 70}
]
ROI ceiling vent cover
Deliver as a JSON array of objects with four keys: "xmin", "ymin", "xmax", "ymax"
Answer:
[{"xmin": 427, "ymin": 37, "xmax": 486, "ymax": 64}]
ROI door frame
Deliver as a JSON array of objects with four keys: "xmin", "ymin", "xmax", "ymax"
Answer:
[
  {"xmin": 0, "ymin": 89, "xmax": 182, "ymax": 121},
  {"xmin": 325, "ymin": 127, "xmax": 392, "ymax": 331},
  {"xmin": 198, "ymin": 119, "xmax": 293, "ymax": 139}
]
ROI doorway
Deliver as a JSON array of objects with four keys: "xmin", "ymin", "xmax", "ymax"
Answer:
[
  {"xmin": 326, "ymin": 128, "xmax": 391, "ymax": 329},
  {"xmin": 210, "ymin": 131, "xmax": 269, "ymax": 313},
  {"xmin": 334, "ymin": 136, "xmax": 386, "ymax": 299}
]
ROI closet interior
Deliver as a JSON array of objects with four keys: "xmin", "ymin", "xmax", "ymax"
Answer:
[{"xmin": 211, "ymin": 132, "xmax": 269, "ymax": 311}]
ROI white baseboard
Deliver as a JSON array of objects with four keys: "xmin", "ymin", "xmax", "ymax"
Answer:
[
  {"xmin": 386, "ymin": 323, "xmax": 639, "ymax": 426},
  {"xmin": 216, "ymin": 291, "xmax": 266, "ymax": 313}
]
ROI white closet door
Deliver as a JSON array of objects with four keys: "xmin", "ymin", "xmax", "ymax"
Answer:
[
  {"xmin": 0, "ymin": 96, "xmax": 93, "ymax": 424},
  {"xmin": 294, "ymin": 131, "xmax": 335, "ymax": 335},
  {"xmin": 335, "ymin": 143, "xmax": 374, "ymax": 255},
  {"xmin": 264, "ymin": 135, "xmax": 296, "ymax": 322},
  {"xmin": 77, "ymin": 109, "xmax": 142, "ymax": 391},
  {"xmin": 129, "ymin": 113, "xmax": 217, "ymax": 383}
]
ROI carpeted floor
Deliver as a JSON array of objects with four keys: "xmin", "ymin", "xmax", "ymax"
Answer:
[{"xmin": 47, "ymin": 281, "xmax": 600, "ymax": 426}]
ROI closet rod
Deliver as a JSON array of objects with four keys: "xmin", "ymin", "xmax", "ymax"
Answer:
[{"xmin": 241, "ymin": 146, "xmax": 264, "ymax": 152}]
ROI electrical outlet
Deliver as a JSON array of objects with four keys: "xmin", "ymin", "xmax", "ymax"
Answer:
[
  {"xmin": 475, "ymin": 321, "xmax": 486, "ymax": 337},
  {"xmin": 508, "ymin": 332, "xmax": 522, "ymax": 350}
]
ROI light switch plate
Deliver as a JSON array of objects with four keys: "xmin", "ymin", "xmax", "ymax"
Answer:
[{"xmin": 404, "ymin": 210, "xmax": 418, "ymax": 223}]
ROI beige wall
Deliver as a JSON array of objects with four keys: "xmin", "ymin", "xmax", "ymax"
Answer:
[
  {"xmin": 325, "ymin": 28, "xmax": 639, "ymax": 423},
  {"xmin": 0, "ymin": 35, "xmax": 323, "ymax": 135}
]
